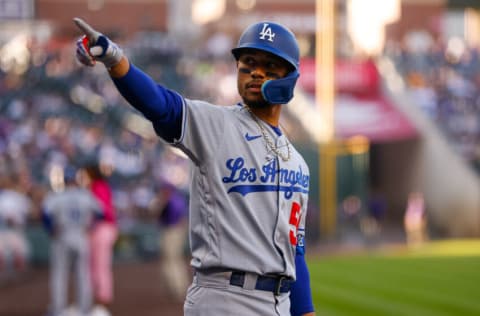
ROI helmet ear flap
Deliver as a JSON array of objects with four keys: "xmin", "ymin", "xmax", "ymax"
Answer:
[{"xmin": 261, "ymin": 70, "xmax": 299, "ymax": 105}]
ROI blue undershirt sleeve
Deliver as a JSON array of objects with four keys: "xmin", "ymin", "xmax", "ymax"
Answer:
[
  {"xmin": 41, "ymin": 210, "xmax": 54, "ymax": 236},
  {"xmin": 290, "ymin": 251, "xmax": 315, "ymax": 316},
  {"xmin": 112, "ymin": 64, "xmax": 184, "ymax": 142}
]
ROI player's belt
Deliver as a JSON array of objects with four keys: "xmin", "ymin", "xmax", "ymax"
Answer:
[{"xmin": 229, "ymin": 271, "xmax": 293, "ymax": 296}]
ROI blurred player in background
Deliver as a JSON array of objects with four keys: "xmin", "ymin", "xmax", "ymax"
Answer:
[
  {"xmin": 150, "ymin": 180, "xmax": 189, "ymax": 302},
  {"xmin": 404, "ymin": 191, "xmax": 428, "ymax": 248},
  {"xmin": 0, "ymin": 173, "xmax": 33, "ymax": 278},
  {"xmin": 42, "ymin": 166, "xmax": 103, "ymax": 316},
  {"xmin": 74, "ymin": 18, "xmax": 315, "ymax": 316},
  {"xmin": 83, "ymin": 163, "xmax": 118, "ymax": 316}
]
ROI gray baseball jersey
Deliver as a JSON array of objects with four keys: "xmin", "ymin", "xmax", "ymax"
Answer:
[
  {"xmin": 42, "ymin": 187, "xmax": 102, "ymax": 315},
  {"xmin": 174, "ymin": 101, "xmax": 309, "ymax": 279},
  {"xmin": 43, "ymin": 187, "xmax": 101, "ymax": 246}
]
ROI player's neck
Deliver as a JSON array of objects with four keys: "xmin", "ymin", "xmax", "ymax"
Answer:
[{"xmin": 248, "ymin": 105, "xmax": 281, "ymax": 127}]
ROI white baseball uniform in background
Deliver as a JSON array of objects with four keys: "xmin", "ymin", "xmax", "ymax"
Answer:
[{"xmin": 0, "ymin": 189, "xmax": 32, "ymax": 275}]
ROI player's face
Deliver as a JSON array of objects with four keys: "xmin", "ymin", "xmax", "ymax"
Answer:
[{"xmin": 236, "ymin": 49, "xmax": 291, "ymax": 108}]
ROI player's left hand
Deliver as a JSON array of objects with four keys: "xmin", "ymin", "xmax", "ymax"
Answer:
[{"xmin": 73, "ymin": 17, "xmax": 124, "ymax": 68}]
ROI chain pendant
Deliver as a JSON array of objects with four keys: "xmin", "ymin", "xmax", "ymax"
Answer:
[{"xmin": 245, "ymin": 106, "xmax": 291, "ymax": 162}]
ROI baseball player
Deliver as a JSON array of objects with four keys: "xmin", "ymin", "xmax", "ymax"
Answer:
[
  {"xmin": 74, "ymin": 18, "xmax": 315, "ymax": 316},
  {"xmin": 0, "ymin": 186, "xmax": 33, "ymax": 275},
  {"xmin": 42, "ymin": 166, "xmax": 103, "ymax": 316}
]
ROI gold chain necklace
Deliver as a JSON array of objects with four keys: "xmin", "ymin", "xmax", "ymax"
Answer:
[{"xmin": 245, "ymin": 106, "xmax": 291, "ymax": 162}]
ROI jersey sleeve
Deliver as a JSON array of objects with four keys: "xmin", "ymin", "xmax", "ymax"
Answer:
[
  {"xmin": 112, "ymin": 64, "xmax": 185, "ymax": 143},
  {"xmin": 174, "ymin": 100, "xmax": 227, "ymax": 166}
]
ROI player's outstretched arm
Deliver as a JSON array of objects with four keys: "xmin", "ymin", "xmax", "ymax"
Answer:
[
  {"xmin": 72, "ymin": 17, "xmax": 184, "ymax": 143},
  {"xmin": 73, "ymin": 17, "xmax": 129, "ymax": 78}
]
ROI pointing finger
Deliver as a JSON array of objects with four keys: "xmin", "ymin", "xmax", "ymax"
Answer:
[{"xmin": 73, "ymin": 17, "xmax": 99, "ymax": 42}]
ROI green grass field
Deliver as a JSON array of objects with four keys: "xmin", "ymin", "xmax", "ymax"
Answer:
[{"xmin": 308, "ymin": 240, "xmax": 480, "ymax": 316}]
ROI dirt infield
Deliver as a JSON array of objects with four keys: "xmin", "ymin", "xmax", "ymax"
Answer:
[{"xmin": 0, "ymin": 259, "xmax": 187, "ymax": 316}]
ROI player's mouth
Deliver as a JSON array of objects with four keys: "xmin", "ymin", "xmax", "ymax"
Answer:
[{"xmin": 246, "ymin": 82, "xmax": 263, "ymax": 93}]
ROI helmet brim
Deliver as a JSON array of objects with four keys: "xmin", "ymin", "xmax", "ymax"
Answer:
[{"xmin": 231, "ymin": 45, "xmax": 298, "ymax": 72}]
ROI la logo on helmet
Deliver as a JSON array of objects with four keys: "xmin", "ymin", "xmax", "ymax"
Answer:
[{"xmin": 259, "ymin": 23, "xmax": 275, "ymax": 42}]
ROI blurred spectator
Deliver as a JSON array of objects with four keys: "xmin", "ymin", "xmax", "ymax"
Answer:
[
  {"xmin": 361, "ymin": 191, "xmax": 387, "ymax": 246},
  {"xmin": 149, "ymin": 181, "xmax": 189, "ymax": 302},
  {"xmin": 338, "ymin": 195, "xmax": 363, "ymax": 245},
  {"xmin": 404, "ymin": 191, "xmax": 428, "ymax": 248},
  {"xmin": 82, "ymin": 163, "xmax": 118, "ymax": 316},
  {"xmin": 386, "ymin": 32, "xmax": 480, "ymax": 173}
]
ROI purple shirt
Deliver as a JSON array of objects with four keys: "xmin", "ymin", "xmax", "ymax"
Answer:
[{"xmin": 159, "ymin": 191, "xmax": 187, "ymax": 226}]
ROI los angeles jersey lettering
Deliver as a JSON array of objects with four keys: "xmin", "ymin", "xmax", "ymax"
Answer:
[{"xmin": 222, "ymin": 157, "xmax": 309, "ymax": 198}]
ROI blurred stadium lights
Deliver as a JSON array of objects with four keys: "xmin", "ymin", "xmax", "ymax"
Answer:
[
  {"xmin": 236, "ymin": 0, "xmax": 256, "ymax": 11},
  {"xmin": 465, "ymin": 8, "xmax": 480, "ymax": 47},
  {"xmin": 342, "ymin": 135, "xmax": 370, "ymax": 155},
  {"xmin": 0, "ymin": 34, "xmax": 30, "ymax": 74},
  {"xmin": 192, "ymin": 0, "xmax": 226, "ymax": 25},
  {"xmin": 347, "ymin": 0, "xmax": 400, "ymax": 56}
]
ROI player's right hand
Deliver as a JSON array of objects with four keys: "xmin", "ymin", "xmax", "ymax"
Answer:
[{"xmin": 73, "ymin": 17, "xmax": 124, "ymax": 69}]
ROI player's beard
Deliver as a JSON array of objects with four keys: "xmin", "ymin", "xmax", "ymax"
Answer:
[{"xmin": 242, "ymin": 96, "xmax": 270, "ymax": 109}]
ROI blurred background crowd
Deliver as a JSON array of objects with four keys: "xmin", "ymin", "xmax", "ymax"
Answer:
[
  {"xmin": 0, "ymin": 0, "xmax": 479, "ymax": 288},
  {"xmin": 386, "ymin": 33, "xmax": 480, "ymax": 172}
]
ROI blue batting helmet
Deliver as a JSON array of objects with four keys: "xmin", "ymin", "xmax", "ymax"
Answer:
[
  {"xmin": 232, "ymin": 21, "xmax": 299, "ymax": 71},
  {"xmin": 232, "ymin": 21, "xmax": 300, "ymax": 104}
]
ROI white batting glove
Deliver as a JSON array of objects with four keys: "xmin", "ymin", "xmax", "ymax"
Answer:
[{"xmin": 73, "ymin": 17, "xmax": 124, "ymax": 69}]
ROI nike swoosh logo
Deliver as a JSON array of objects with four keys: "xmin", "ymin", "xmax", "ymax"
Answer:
[{"xmin": 245, "ymin": 133, "xmax": 262, "ymax": 141}]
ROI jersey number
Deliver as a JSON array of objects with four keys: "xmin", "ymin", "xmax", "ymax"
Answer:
[
  {"xmin": 68, "ymin": 207, "xmax": 81, "ymax": 223},
  {"xmin": 289, "ymin": 202, "xmax": 301, "ymax": 245}
]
